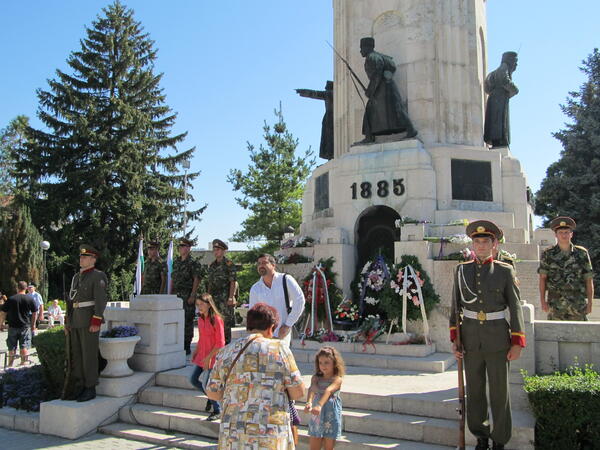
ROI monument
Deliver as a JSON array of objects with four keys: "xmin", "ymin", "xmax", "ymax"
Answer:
[{"xmin": 293, "ymin": 0, "xmax": 541, "ymax": 346}]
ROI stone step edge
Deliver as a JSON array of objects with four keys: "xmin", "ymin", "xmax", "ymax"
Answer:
[
  {"xmin": 100, "ymin": 422, "xmax": 218, "ymax": 448},
  {"xmin": 101, "ymin": 421, "xmax": 455, "ymax": 449},
  {"xmin": 123, "ymin": 401, "xmax": 533, "ymax": 447},
  {"xmin": 141, "ymin": 384, "xmax": 460, "ymax": 419}
]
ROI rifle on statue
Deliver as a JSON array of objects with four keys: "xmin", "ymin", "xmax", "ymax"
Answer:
[
  {"xmin": 326, "ymin": 41, "xmax": 367, "ymax": 107},
  {"xmin": 454, "ymin": 302, "xmax": 466, "ymax": 450}
]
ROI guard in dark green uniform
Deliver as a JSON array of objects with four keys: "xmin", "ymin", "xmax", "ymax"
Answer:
[
  {"xmin": 207, "ymin": 239, "xmax": 237, "ymax": 343},
  {"xmin": 141, "ymin": 241, "xmax": 166, "ymax": 294},
  {"xmin": 538, "ymin": 216, "xmax": 594, "ymax": 320},
  {"xmin": 170, "ymin": 238, "xmax": 203, "ymax": 354},
  {"xmin": 449, "ymin": 221, "xmax": 526, "ymax": 450},
  {"xmin": 65, "ymin": 244, "xmax": 108, "ymax": 402}
]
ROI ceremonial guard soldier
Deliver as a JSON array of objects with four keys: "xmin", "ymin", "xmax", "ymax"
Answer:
[
  {"xmin": 171, "ymin": 237, "xmax": 203, "ymax": 354},
  {"xmin": 141, "ymin": 240, "xmax": 166, "ymax": 294},
  {"xmin": 538, "ymin": 216, "xmax": 594, "ymax": 320},
  {"xmin": 207, "ymin": 239, "xmax": 237, "ymax": 343},
  {"xmin": 450, "ymin": 221, "xmax": 526, "ymax": 450},
  {"xmin": 65, "ymin": 244, "xmax": 108, "ymax": 402}
]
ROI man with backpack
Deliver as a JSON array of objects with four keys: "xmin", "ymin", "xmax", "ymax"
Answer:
[{"xmin": 249, "ymin": 253, "xmax": 305, "ymax": 347}]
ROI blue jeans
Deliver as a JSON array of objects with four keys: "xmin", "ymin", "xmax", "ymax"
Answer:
[{"xmin": 190, "ymin": 365, "xmax": 220, "ymax": 413}]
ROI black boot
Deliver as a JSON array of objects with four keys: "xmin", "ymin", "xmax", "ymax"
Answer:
[
  {"xmin": 475, "ymin": 438, "xmax": 490, "ymax": 450},
  {"xmin": 492, "ymin": 442, "xmax": 504, "ymax": 450},
  {"xmin": 64, "ymin": 387, "xmax": 84, "ymax": 401},
  {"xmin": 77, "ymin": 387, "xmax": 96, "ymax": 402}
]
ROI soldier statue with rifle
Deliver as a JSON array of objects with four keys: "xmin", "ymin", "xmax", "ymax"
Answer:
[{"xmin": 449, "ymin": 220, "xmax": 526, "ymax": 450}]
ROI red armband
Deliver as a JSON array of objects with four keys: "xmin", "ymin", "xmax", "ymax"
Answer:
[
  {"xmin": 511, "ymin": 332, "xmax": 526, "ymax": 347},
  {"xmin": 449, "ymin": 326, "xmax": 457, "ymax": 342},
  {"xmin": 90, "ymin": 315, "xmax": 103, "ymax": 327}
]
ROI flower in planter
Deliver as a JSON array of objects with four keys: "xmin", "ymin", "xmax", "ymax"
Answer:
[{"xmin": 101, "ymin": 325, "xmax": 138, "ymax": 338}]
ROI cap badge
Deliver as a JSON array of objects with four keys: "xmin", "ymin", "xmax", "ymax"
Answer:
[
  {"xmin": 560, "ymin": 221, "xmax": 566, "ymax": 226},
  {"xmin": 477, "ymin": 226, "xmax": 485, "ymax": 233}
]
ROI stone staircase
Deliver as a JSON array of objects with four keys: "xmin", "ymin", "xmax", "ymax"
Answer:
[{"xmin": 99, "ymin": 331, "xmax": 534, "ymax": 449}]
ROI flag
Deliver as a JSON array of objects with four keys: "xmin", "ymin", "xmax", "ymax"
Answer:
[
  {"xmin": 166, "ymin": 240, "xmax": 174, "ymax": 294},
  {"xmin": 134, "ymin": 238, "xmax": 144, "ymax": 296}
]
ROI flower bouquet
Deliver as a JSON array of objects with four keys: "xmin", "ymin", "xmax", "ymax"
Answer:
[{"xmin": 333, "ymin": 299, "xmax": 359, "ymax": 330}]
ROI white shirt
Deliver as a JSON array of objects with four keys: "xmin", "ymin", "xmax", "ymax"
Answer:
[
  {"xmin": 30, "ymin": 291, "xmax": 43, "ymax": 310},
  {"xmin": 249, "ymin": 272, "xmax": 305, "ymax": 346}
]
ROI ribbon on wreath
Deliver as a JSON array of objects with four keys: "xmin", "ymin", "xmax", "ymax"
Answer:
[
  {"xmin": 305, "ymin": 264, "xmax": 334, "ymax": 338},
  {"xmin": 359, "ymin": 255, "xmax": 390, "ymax": 317},
  {"xmin": 399, "ymin": 264, "xmax": 431, "ymax": 344}
]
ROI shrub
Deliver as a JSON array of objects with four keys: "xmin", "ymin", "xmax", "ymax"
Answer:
[
  {"xmin": 0, "ymin": 365, "xmax": 54, "ymax": 411},
  {"xmin": 523, "ymin": 366, "xmax": 600, "ymax": 449},
  {"xmin": 32, "ymin": 326, "xmax": 66, "ymax": 397}
]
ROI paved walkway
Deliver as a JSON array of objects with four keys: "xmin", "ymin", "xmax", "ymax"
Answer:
[{"xmin": 2, "ymin": 428, "xmax": 171, "ymax": 449}]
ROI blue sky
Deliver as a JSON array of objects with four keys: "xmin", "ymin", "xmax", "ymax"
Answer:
[{"xmin": 1, "ymin": 1, "xmax": 598, "ymax": 249}]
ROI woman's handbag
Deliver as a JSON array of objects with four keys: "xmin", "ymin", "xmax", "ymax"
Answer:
[{"xmin": 199, "ymin": 368, "xmax": 211, "ymax": 393}]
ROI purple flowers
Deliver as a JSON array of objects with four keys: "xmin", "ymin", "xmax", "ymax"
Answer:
[
  {"xmin": 101, "ymin": 325, "xmax": 138, "ymax": 338},
  {"xmin": 0, "ymin": 365, "xmax": 52, "ymax": 411}
]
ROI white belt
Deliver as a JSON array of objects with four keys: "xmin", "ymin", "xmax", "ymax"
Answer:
[
  {"xmin": 463, "ymin": 309, "xmax": 507, "ymax": 321},
  {"xmin": 73, "ymin": 301, "xmax": 95, "ymax": 308}
]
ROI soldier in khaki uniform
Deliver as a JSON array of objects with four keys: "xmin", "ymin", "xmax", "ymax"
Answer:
[
  {"xmin": 207, "ymin": 239, "xmax": 237, "ymax": 343},
  {"xmin": 538, "ymin": 216, "xmax": 594, "ymax": 321},
  {"xmin": 170, "ymin": 238, "xmax": 203, "ymax": 354},
  {"xmin": 65, "ymin": 244, "xmax": 108, "ymax": 402},
  {"xmin": 450, "ymin": 221, "xmax": 526, "ymax": 450},
  {"xmin": 141, "ymin": 241, "xmax": 166, "ymax": 294}
]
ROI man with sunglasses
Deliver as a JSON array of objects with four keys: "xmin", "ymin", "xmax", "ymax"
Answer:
[{"xmin": 171, "ymin": 237, "xmax": 204, "ymax": 355}]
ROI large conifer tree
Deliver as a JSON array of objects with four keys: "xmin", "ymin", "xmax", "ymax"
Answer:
[
  {"xmin": 535, "ymin": 49, "xmax": 600, "ymax": 284},
  {"xmin": 228, "ymin": 107, "xmax": 314, "ymax": 246},
  {"xmin": 12, "ymin": 1, "xmax": 204, "ymax": 299}
]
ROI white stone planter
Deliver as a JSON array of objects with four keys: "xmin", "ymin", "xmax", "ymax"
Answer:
[{"xmin": 99, "ymin": 335, "xmax": 141, "ymax": 378}]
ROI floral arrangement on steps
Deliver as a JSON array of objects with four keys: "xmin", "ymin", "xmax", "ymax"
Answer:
[
  {"xmin": 301, "ymin": 257, "xmax": 343, "ymax": 336},
  {"xmin": 332, "ymin": 299, "xmax": 360, "ymax": 330}
]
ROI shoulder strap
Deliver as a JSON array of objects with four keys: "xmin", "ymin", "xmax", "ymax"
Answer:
[
  {"xmin": 223, "ymin": 335, "xmax": 260, "ymax": 386},
  {"xmin": 282, "ymin": 274, "xmax": 291, "ymax": 314}
]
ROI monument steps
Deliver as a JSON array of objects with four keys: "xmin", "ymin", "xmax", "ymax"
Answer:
[
  {"xmin": 100, "ymin": 420, "xmax": 452, "ymax": 449},
  {"xmin": 103, "ymin": 364, "xmax": 533, "ymax": 449},
  {"xmin": 293, "ymin": 347, "xmax": 456, "ymax": 373}
]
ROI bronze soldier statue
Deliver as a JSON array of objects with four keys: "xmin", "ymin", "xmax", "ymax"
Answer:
[
  {"xmin": 296, "ymin": 81, "xmax": 334, "ymax": 160},
  {"xmin": 170, "ymin": 238, "xmax": 203, "ymax": 354},
  {"xmin": 207, "ymin": 239, "xmax": 237, "ymax": 343},
  {"xmin": 65, "ymin": 244, "xmax": 108, "ymax": 402},
  {"xmin": 538, "ymin": 216, "xmax": 594, "ymax": 320},
  {"xmin": 141, "ymin": 240, "xmax": 166, "ymax": 294},
  {"xmin": 484, "ymin": 52, "xmax": 519, "ymax": 148},
  {"xmin": 450, "ymin": 221, "xmax": 526, "ymax": 450},
  {"xmin": 359, "ymin": 37, "xmax": 417, "ymax": 143}
]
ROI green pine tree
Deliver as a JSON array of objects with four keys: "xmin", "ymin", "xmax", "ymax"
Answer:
[
  {"xmin": 11, "ymin": 1, "xmax": 204, "ymax": 299},
  {"xmin": 0, "ymin": 203, "xmax": 44, "ymax": 297},
  {"xmin": 228, "ymin": 106, "xmax": 314, "ymax": 246},
  {"xmin": 0, "ymin": 116, "xmax": 30, "ymax": 196},
  {"xmin": 535, "ymin": 49, "xmax": 600, "ymax": 285}
]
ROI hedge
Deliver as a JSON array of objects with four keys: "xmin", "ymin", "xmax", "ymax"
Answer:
[
  {"xmin": 523, "ymin": 366, "xmax": 600, "ymax": 449},
  {"xmin": 32, "ymin": 326, "xmax": 66, "ymax": 397}
]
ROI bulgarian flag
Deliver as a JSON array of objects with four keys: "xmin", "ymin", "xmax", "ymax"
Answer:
[
  {"xmin": 166, "ymin": 240, "xmax": 174, "ymax": 294},
  {"xmin": 134, "ymin": 238, "xmax": 144, "ymax": 296}
]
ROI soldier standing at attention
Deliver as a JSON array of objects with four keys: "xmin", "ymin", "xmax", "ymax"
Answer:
[
  {"xmin": 538, "ymin": 216, "xmax": 594, "ymax": 320},
  {"xmin": 450, "ymin": 221, "xmax": 526, "ymax": 450},
  {"xmin": 65, "ymin": 244, "xmax": 108, "ymax": 402},
  {"xmin": 207, "ymin": 239, "xmax": 237, "ymax": 343},
  {"xmin": 141, "ymin": 241, "xmax": 166, "ymax": 294},
  {"xmin": 171, "ymin": 238, "xmax": 203, "ymax": 354}
]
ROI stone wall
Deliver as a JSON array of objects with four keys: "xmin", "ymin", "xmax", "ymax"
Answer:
[{"xmin": 534, "ymin": 321, "xmax": 600, "ymax": 374}]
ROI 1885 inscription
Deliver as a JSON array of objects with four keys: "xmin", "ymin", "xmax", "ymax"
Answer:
[{"xmin": 350, "ymin": 179, "xmax": 405, "ymax": 199}]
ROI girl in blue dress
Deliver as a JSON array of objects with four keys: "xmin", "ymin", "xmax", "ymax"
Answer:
[{"xmin": 305, "ymin": 346, "xmax": 345, "ymax": 449}]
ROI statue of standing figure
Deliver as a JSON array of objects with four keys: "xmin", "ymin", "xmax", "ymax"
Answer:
[
  {"xmin": 296, "ymin": 81, "xmax": 334, "ymax": 160},
  {"xmin": 484, "ymin": 51, "xmax": 519, "ymax": 148},
  {"xmin": 359, "ymin": 37, "xmax": 417, "ymax": 143}
]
